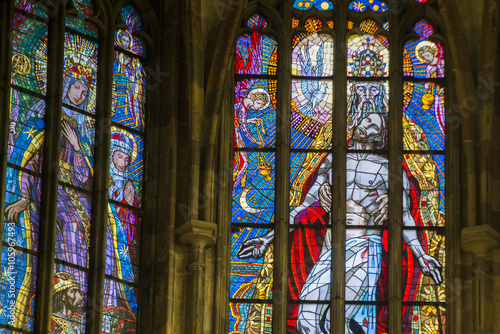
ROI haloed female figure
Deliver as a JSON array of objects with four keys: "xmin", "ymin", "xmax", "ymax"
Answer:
[
  {"xmin": 104, "ymin": 130, "xmax": 138, "ymax": 315},
  {"xmin": 3, "ymin": 64, "xmax": 95, "ymax": 328},
  {"xmin": 55, "ymin": 71, "xmax": 95, "ymax": 279}
]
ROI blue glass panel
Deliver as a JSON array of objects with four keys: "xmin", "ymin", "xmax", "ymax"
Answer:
[
  {"xmin": 349, "ymin": 0, "xmax": 388, "ymax": 12},
  {"xmin": 106, "ymin": 203, "xmax": 140, "ymax": 283},
  {"xmin": 403, "ymin": 82, "xmax": 445, "ymax": 151},
  {"xmin": 293, "ymin": 0, "xmax": 333, "ymax": 11},
  {"xmin": 233, "ymin": 152, "xmax": 275, "ymax": 225}
]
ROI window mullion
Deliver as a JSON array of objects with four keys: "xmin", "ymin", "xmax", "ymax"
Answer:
[
  {"xmin": 332, "ymin": 2, "xmax": 348, "ymax": 333},
  {"xmin": 85, "ymin": 20, "xmax": 115, "ymax": 334},
  {"xmin": 275, "ymin": 5, "xmax": 292, "ymax": 333},
  {"xmin": 388, "ymin": 5, "xmax": 403, "ymax": 334},
  {"xmin": 33, "ymin": 3, "xmax": 67, "ymax": 332},
  {"xmin": 445, "ymin": 55, "xmax": 456, "ymax": 334}
]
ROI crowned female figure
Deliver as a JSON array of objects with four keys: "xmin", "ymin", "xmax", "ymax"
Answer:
[
  {"xmin": 3, "ymin": 52, "xmax": 96, "ymax": 329},
  {"xmin": 104, "ymin": 129, "xmax": 138, "ymax": 315},
  {"xmin": 51, "ymin": 56, "xmax": 95, "ymax": 285}
]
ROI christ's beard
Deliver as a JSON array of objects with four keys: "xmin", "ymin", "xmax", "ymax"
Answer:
[
  {"xmin": 357, "ymin": 98, "xmax": 376, "ymax": 116},
  {"xmin": 352, "ymin": 127, "xmax": 365, "ymax": 141}
]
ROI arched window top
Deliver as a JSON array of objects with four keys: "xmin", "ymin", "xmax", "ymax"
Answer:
[
  {"xmin": 121, "ymin": 3, "xmax": 143, "ymax": 32},
  {"xmin": 236, "ymin": 14, "xmax": 278, "ymax": 76},
  {"xmin": 403, "ymin": 19, "xmax": 445, "ymax": 79},
  {"xmin": 72, "ymin": 0, "xmax": 95, "ymax": 19},
  {"xmin": 115, "ymin": 3, "xmax": 147, "ymax": 57},
  {"xmin": 14, "ymin": 0, "xmax": 49, "ymax": 19},
  {"xmin": 66, "ymin": 0, "xmax": 98, "ymax": 38}
]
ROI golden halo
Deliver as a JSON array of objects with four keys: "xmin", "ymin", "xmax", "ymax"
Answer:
[
  {"xmin": 111, "ymin": 125, "xmax": 138, "ymax": 163},
  {"xmin": 415, "ymin": 40, "xmax": 438, "ymax": 63},
  {"xmin": 117, "ymin": 29, "xmax": 133, "ymax": 50},
  {"xmin": 248, "ymin": 88, "xmax": 271, "ymax": 109}
]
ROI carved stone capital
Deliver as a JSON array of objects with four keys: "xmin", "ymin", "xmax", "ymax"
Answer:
[
  {"xmin": 461, "ymin": 224, "xmax": 500, "ymax": 256},
  {"xmin": 176, "ymin": 219, "xmax": 217, "ymax": 250}
]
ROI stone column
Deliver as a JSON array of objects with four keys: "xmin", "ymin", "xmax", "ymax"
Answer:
[
  {"xmin": 492, "ymin": 248, "xmax": 500, "ymax": 332},
  {"xmin": 461, "ymin": 224, "xmax": 500, "ymax": 333},
  {"xmin": 176, "ymin": 219, "xmax": 217, "ymax": 334}
]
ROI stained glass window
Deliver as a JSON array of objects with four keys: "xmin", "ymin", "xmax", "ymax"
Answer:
[
  {"xmin": 103, "ymin": 4, "xmax": 146, "ymax": 331},
  {"xmin": 231, "ymin": 13, "xmax": 277, "ymax": 332},
  {"xmin": 2, "ymin": 2, "xmax": 48, "ymax": 330},
  {"xmin": 231, "ymin": 1, "xmax": 447, "ymax": 333},
  {"xmin": 2, "ymin": 1, "xmax": 148, "ymax": 332}
]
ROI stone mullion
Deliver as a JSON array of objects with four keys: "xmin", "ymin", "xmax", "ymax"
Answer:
[
  {"xmin": 274, "ymin": 4, "xmax": 291, "ymax": 333},
  {"xmin": 213, "ymin": 80, "xmax": 232, "ymax": 334},
  {"xmin": 85, "ymin": 14, "xmax": 114, "ymax": 334},
  {"xmin": 184, "ymin": 0, "xmax": 203, "ymax": 222},
  {"xmin": 445, "ymin": 49, "xmax": 457, "ymax": 334},
  {"xmin": 388, "ymin": 3, "xmax": 403, "ymax": 333},
  {"xmin": 332, "ymin": 2, "xmax": 347, "ymax": 333},
  {"xmin": 33, "ymin": 2, "xmax": 67, "ymax": 332},
  {"xmin": 0, "ymin": 0, "xmax": 14, "ymax": 240}
]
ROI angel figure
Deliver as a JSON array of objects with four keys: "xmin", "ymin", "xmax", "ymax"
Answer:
[{"xmin": 233, "ymin": 18, "xmax": 271, "ymax": 189}]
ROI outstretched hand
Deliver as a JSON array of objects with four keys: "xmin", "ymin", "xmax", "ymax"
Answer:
[
  {"xmin": 247, "ymin": 117, "xmax": 264, "ymax": 126},
  {"xmin": 4, "ymin": 198, "xmax": 29, "ymax": 223},
  {"xmin": 237, "ymin": 237, "xmax": 270, "ymax": 259},
  {"xmin": 418, "ymin": 253, "xmax": 443, "ymax": 285}
]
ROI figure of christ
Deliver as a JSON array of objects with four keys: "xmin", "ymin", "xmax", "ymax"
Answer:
[{"xmin": 238, "ymin": 113, "xmax": 442, "ymax": 334}]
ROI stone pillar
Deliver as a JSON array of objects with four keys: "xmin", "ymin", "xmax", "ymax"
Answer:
[
  {"xmin": 492, "ymin": 248, "xmax": 500, "ymax": 333},
  {"xmin": 176, "ymin": 220, "xmax": 217, "ymax": 334},
  {"xmin": 461, "ymin": 224, "xmax": 500, "ymax": 333}
]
